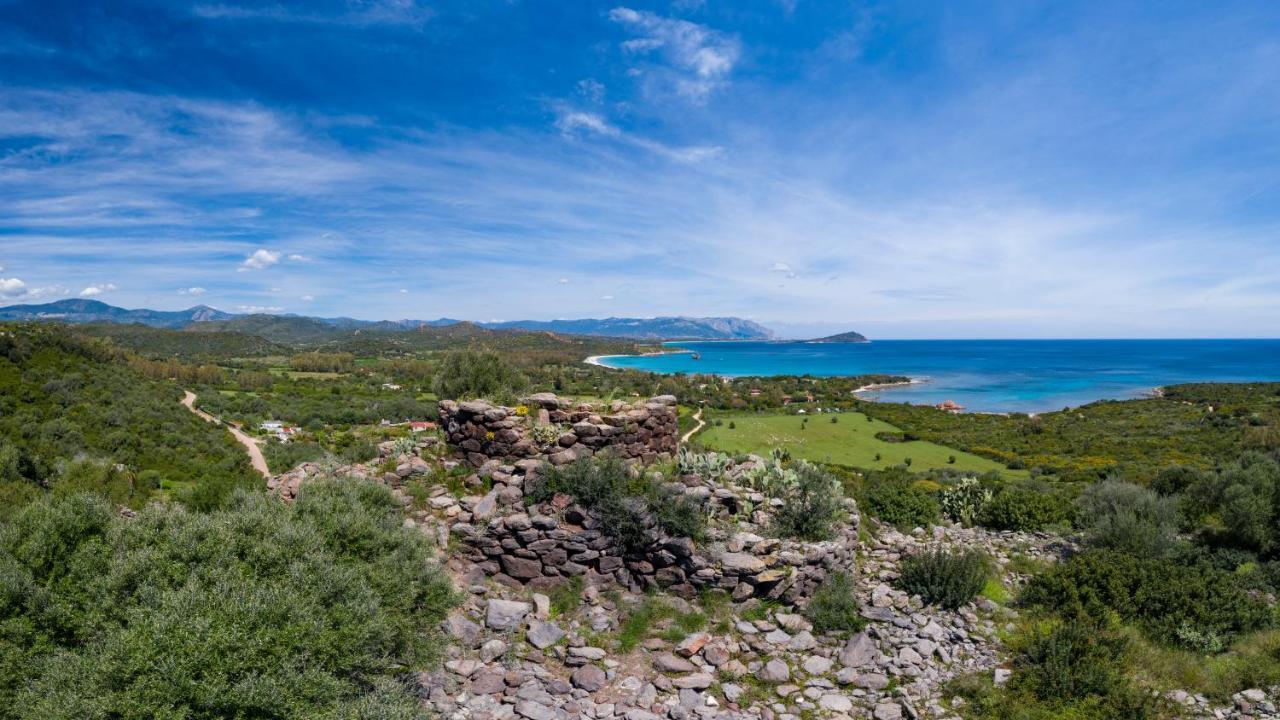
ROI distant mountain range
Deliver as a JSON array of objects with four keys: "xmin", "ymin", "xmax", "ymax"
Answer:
[{"xmin": 0, "ymin": 299, "xmax": 781, "ymax": 341}]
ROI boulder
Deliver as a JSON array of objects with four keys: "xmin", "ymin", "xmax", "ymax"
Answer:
[{"xmin": 485, "ymin": 599, "xmax": 531, "ymax": 631}]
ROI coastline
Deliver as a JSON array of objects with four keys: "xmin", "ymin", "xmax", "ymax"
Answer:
[
  {"xmin": 852, "ymin": 378, "xmax": 923, "ymax": 393},
  {"xmin": 585, "ymin": 348, "xmax": 692, "ymax": 368}
]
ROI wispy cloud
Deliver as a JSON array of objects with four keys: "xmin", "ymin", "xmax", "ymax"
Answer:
[
  {"xmin": 553, "ymin": 107, "xmax": 721, "ymax": 163},
  {"xmin": 192, "ymin": 0, "xmax": 432, "ymax": 29},
  {"xmin": 608, "ymin": 8, "xmax": 740, "ymax": 101},
  {"xmin": 178, "ymin": 287, "xmax": 206, "ymax": 296},
  {"xmin": 237, "ymin": 304, "xmax": 284, "ymax": 313}
]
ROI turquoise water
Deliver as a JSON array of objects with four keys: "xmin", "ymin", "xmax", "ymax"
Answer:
[{"xmin": 596, "ymin": 340, "xmax": 1280, "ymax": 413}]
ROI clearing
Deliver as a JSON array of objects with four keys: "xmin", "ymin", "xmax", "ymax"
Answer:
[{"xmin": 698, "ymin": 410, "xmax": 1022, "ymax": 476}]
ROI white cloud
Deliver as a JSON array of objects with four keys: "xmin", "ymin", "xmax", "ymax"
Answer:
[
  {"xmin": 79, "ymin": 283, "xmax": 117, "ymax": 297},
  {"xmin": 287, "ymin": 253, "xmax": 310, "ymax": 262},
  {"xmin": 239, "ymin": 248, "xmax": 281, "ymax": 270},
  {"xmin": 576, "ymin": 79, "xmax": 606, "ymax": 104},
  {"xmin": 601, "ymin": 294, "xmax": 615, "ymax": 300},
  {"xmin": 608, "ymin": 8, "xmax": 740, "ymax": 101},
  {"xmin": 193, "ymin": 1, "xmax": 432, "ymax": 29},
  {"xmin": 178, "ymin": 287, "xmax": 207, "ymax": 296},
  {"xmin": 398, "ymin": 288, "xmax": 408, "ymax": 293},
  {"xmin": 553, "ymin": 107, "xmax": 721, "ymax": 163},
  {"xmin": 300, "ymin": 294, "xmax": 314, "ymax": 301},
  {"xmin": 0, "ymin": 278, "xmax": 27, "ymax": 298},
  {"xmin": 558, "ymin": 277, "xmax": 569, "ymax": 284},
  {"xmin": 237, "ymin": 305, "xmax": 283, "ymax": 314}
]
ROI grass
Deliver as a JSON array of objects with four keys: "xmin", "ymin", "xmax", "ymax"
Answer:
[
  {"xmin": 548, "ymin": 576, "xmax": 586, "ymax": 618},
  {"xmin": 699, "ymin": 410, "xmax": 1023, "ymax": 476},
  {"xmin": 1128, "ymin": 628, "xmax": 1280, "ymax": 701}
]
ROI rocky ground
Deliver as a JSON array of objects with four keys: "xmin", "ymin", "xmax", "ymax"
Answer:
[
  {"xmin": 274, "ymin": 438, "xmax": 1280, "ymax": 719},
  {"xmin": 415, "ymin": 520, "xmax": 1065, "ymax": 720}
]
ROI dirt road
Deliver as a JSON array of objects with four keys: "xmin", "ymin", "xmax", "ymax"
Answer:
[
  {"xmin": 181, "ymin": 390, "xmax": 270, "ymax": 478},
  {"xmin": 681, "ymin": 407, "xmax": 705, "ymax": 444}
]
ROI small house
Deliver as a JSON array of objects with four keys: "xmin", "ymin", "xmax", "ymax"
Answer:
[{"xmin": 410, "ymin": 421, "xmax": 436, "ymax": 433}]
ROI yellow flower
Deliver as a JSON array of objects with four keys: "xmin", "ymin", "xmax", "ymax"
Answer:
[{"xmin": 514, "ymin": 404, "xmax": 530, "ymax": 417}]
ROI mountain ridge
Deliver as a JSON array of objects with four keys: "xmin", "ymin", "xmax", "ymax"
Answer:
[{"xmin": 0, "ymin": 299, "xmax": 777, "ymax": 340}]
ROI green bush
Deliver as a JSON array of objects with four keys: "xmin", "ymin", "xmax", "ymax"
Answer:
[
  {"xmin": 772, "ymin": 461, "xmax": 843, "ymax": 541},
  {"xmin": 528, "ymin": 455, "xmax": 705, "ymax": 553},
  {"xmin": 977, "ymin": 484, "xmax": 1073, "ymax": 532},
  {"xmin": 1022, "ymin": 550, "xmax": 1274, "ymax": 648},
  {"xmin": 939, "ymin": 477, "xmax": 991, "ymax": 526},
  {"xmin": 897, "ymin": 548, "xmax": 990, "ymax": 609},
  {"xmin": 1077, "ymin": 479, "xmax": 1178, "ymax": 556},
  {"xmin": 431, "ymin": 349, "xmax": 527, "ymax": 402},
  {"xmin": 0, "ymin": 480, "xmax": 458, "ymax": 719},
  {"xmin": 1182, "ymin": 453, "xmax": 1280, "ymax": 554},
  {"xmin": 861, "ymin": 471, "xmax": 940, "ymax": 528},
  {"xmin": 263, "ymin": 440, "xmax": 327, "ymax": 474},
  {"xmin": 803, "ymin": 571, "xmax": 866, "ymax": 635}
]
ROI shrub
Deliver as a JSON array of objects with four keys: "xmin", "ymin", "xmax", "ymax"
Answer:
[
  {"xmin": 772, "ymin": 461, "xmax": 843, "ymax": 541},
  {"xmin": 528, "ymin": 455, "xmax": 705, "ymax": 553},
  {"xmin": 861, "ymin": 472, "xmax": 940, "ymax": 528},
  {"xmin": 977, "ymin": 484, "xmax": 1073, "ymax": 532},
  {"xmin": 1022, "ymin": 550, "xmax": 1274, "ymax": 648},
  {"xmin": 1077, "ymin": 479, "xmax": 1178, "ymax": 556},
  {"xmin": 0, "ymin": 480, "xmax": 458, "ymax": 718},
  {"xmin": 939, "ymin": 477, "xmax": 991, "ymax": 526},
  {"xmin": 897, "ymin": 548, "xmax": 990, "ymax": 609},
  {"xmin": 804, "ymin": 571, "xmax": 866, "ymax": 635},
  {"xmin": 1012, "ymin": 620, "xmax": 1153, "ymax": 714},
  {"xmin": 431, "ymin": 349, "xmax": 527, "ymax": 402}
]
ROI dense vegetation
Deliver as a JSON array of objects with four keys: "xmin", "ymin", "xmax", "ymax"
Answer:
[
  {"xmin": 526, "ymin": 454, "xmax": 704, "ymax": 552},
  {"xmin": 0, "ymin": 481, "xmax": 457, "ymax": 719},
  {"xmin": 856, "ymin": 383, "xmax": 1280, "ymax": 483},
  {"xmin": 0, "ymin": 325, "xmax": 258, "ymax": 514}
]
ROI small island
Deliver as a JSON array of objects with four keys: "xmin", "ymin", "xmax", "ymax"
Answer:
[{"xmin": 808, "ymin": 330, "xmax": 869, "ymax": 343}]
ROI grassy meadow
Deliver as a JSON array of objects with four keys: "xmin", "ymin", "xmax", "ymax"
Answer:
[{"xmin": 697, "ymin": 410, "xmax": 1021, "ymax": 476}]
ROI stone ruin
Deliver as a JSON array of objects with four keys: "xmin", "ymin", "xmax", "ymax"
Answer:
[{"xmin": 437, "ymin": 393, "xmax": 679, "ymax": 468}]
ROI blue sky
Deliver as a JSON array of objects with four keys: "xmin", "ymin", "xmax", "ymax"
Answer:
[{"xmin": 1, "ymin": 0, "xmax": 1278, "ymax": 338}]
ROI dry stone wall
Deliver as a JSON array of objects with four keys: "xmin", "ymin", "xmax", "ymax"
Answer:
[
  {"xmin": 437, "ymin": 393, "xmax": 678, "ymax": 468},
  {"xmin": 443, "ymin": 458, "xmax": 859, "ymax": 607}
]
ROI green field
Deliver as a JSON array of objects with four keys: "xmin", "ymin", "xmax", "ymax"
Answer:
[{"xmin": 698, "ymin": 411, "xmax": 1022, "ymax": 476}]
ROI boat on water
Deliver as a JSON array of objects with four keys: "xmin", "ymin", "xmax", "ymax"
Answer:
[{"xmin": 691, "ymin": 352, "xmax": 701, "ymax": 360}]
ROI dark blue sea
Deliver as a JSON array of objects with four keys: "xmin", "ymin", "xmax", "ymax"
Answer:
[{"xmin": 595, "ymin": 340, "xmax": 1280, "ymax": 413}]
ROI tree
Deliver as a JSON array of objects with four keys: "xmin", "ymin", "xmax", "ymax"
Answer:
[
  {"xmin": 431, "ymin": 349, "xmax": 527, "ymax": 402},
  {"xmin": 1077, "ymin": 479, "xmax": 1178, "ymax": 556}
]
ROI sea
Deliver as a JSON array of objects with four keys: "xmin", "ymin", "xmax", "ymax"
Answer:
[{"xmin": 593, "ymin": 339, "xmax": 1280, "ymax": 414}]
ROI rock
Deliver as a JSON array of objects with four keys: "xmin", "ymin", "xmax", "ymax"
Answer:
[
  {"xmin": 819, "ymin": 695, "xmax": 853, "ymax": 713},
  {"xmin": 702, "ymin": 643, "xmax": 731, "ymax": 666},
  {"xmin": 486, "ymin": 599, "xmax": 532, "ymax": 630},
  {"xmin": 675, "ymin": 632, "xmax": 710, "ymax": 658},
  {"xmin": 994, "ymin": 668, "xmax": 1012, "ymax": 686},
  {"xmin": 721, "ymin": 683, "xmax": 744, "ymax": 703},
  {"xmin": 527, "ymin": 620, "xmax": 566, "ymax": 649},
  {"xmin": 654, "ymin": 654, "xmax": 698, "ymax": 674},
  {"xmin": 764, "ymin": 629, "xmax": 791, "ymax": 645},
  {"xmin": 516, "ymin": 700, "xmax": 558, "ymax": 720},
  {"xmin": 568, "ymin": 646, "xmax": 608, "ymax": 661},
  {"xmin": 501, "ymin": 555, "xmax": 543, "ymax": 580},
  {"xmin": 572, "ymin": 665, "xmax": 607, "ymax": 692},
  {"xmin": 757, "ymin": 659, "xmax": 790, "ymax": 683},
  {"xmin": 1242, "ymin": 689, "xmax": 1266, "ymax": 703},
  {"xmin": 532, "ymin": 592, "xmax": 551, "ymax": 619},
  {"xmin": 673, "ymin": 673, "xmax": 715, "ymax": 690},
  {"xmin": 469, "ymin": 671, "xmax": 507, "ymax": 695},
  {"xmin": 802, "ymin": 656, "xmax": 832, "ymax": 675},
  {"xmin": 787, "ymin": 630, "xmax": 816, "ymax": 651},
  {"xmin": 479, "ymin": 638, "xmax": 509, "ymax": 662},
  {"xmin": 626, "ymin": 710, "xmax": 661, "ymax": 720},
  {"xmin": 839, "ymin": 632, "xmax": 877, "ymax": 668},
  {"xmin": 855, "ymin": 673, "xmax": 890, "ymax": 690},
  {"xmin": 873, "ymin": 703, "xmax": 903, "ymax": 720},
  {"xmin": 774, "ymin": 613, "xmax": 811, "ymax": 632},
  {"xmin": 720, "ymin": 552, "xmax": 767, "ymax": 574},
  {"xmin": 444, "ymin": 613, "xmax": 482, "ymax": 647}
]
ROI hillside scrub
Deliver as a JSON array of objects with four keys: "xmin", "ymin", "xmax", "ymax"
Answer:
[
  {"xmin": 859, "ymin": 469, "xmax": 941, "ymax": 528},
  {"xmin": 526, "ymin": 454, "xmax": 705, "ymax": 552},
  {"xmin": 431, "ymin": 348, "xmax": 527, "ymax": 403},
  {"xmin": 1077, "ymin": 479, "xmax": 1179, "ymax": 555},
  {"xmin": 771, "ymin": 461, "xmax": 844, "ymax": 541},
  {"xmin": 0, "ymin": 325, "xmax": 259, "ymax": 515},
  {"xmin": 897, "ymin": 548, "xmax": 991, "ymax": 610},
  {"xmin": 1021, "ymin": 550, "xmax": 1274, "ymax": 649},
  {"xmin": 0, "ymin": 479, "xmax": 457, "ymax": 719}
]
